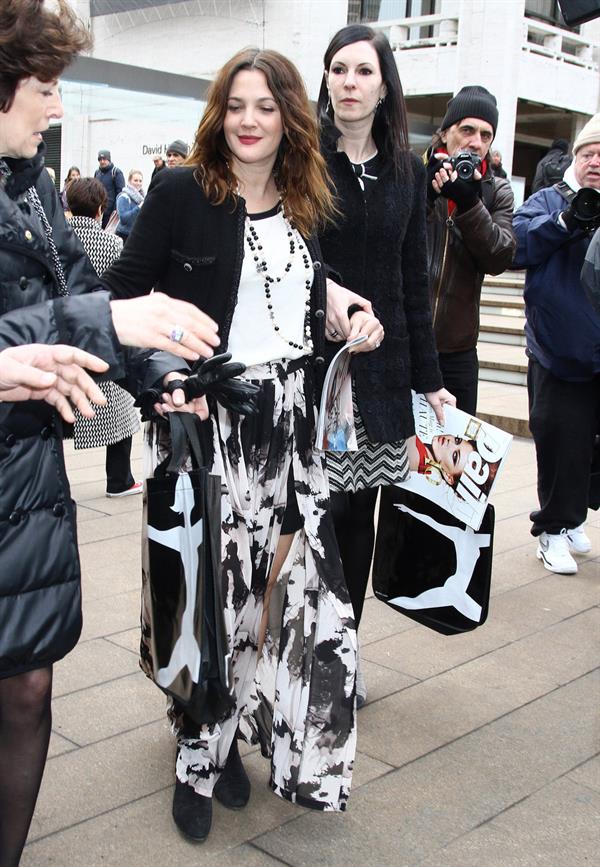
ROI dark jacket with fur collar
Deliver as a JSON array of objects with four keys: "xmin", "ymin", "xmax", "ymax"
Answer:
[{"xmin": 319, "ymin": 125, "xmax": 442, "ymax": 442}]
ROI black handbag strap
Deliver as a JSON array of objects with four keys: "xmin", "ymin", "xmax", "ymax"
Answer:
[{"xmin": 166, "ymin": 412, "xmax": 206, "ymax": 473}]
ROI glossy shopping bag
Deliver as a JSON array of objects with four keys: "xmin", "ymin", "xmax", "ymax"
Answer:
[
  {"xmin": 372, "ymin": 488, "xmax": 494, "ymax": 635},
  {"xmin": 141, "ymin": 412, "xmax": 234, "ymax": 725}
]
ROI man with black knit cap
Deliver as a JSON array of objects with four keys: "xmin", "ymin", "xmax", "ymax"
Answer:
[
  {"xmin": 94, "ymin": 149, "xmax": 125, "ymax": 229},
  {"xmin": 425, "ymin": 85, "xmax": 516, "ymax": 414}
]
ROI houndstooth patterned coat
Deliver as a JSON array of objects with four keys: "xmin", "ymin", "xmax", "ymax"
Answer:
[{"xmin": 70, "ymin": 216, "xmax": 140, "ymax": 449}]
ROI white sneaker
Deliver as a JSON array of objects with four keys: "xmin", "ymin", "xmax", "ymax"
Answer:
[
  {"xmin": 564, "ymin": 524, "xmax": 592, "ymax": 555},
  {"xmin": 536, "ymin": 531, "xmax": 578, "ymax": 575}
]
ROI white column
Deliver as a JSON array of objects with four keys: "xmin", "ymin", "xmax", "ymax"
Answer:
[
  {"xmin": 263, "ymin": 0, "xmax": 348, "ymax": 98},
  {"xmin": 453, "ymin": 0, "xmax": 525, "ymax": 175}
]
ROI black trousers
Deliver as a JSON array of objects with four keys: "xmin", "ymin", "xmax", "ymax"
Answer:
[
  {"xmin": 105, "ymin": 436, "xmax": 134, "ymax": 494},
  {"xmin": 438, "ymin": 348, "xmax": 479, "ymax": 415},
  {"xmin": 330, "ymin": 487, "xmax": 379, "ymax": 628},
  {"xmin": 528, "ymin": 357, "xmax": 600, "ymax": 537}
]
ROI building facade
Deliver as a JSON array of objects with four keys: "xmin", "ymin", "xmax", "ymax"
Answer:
[{"xmin": 52, "ymin": 0, "xmax": 599, "ymax": 196}]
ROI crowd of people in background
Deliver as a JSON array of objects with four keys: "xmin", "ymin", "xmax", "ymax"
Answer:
[{"xmin": 1, "ymin": 0, "xmax": 598, "ymax": 863}]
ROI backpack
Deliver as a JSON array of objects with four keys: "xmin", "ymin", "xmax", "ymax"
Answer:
[{"xmin": 541, "ymin": 153, "xmax": 571, "ymax": 188}]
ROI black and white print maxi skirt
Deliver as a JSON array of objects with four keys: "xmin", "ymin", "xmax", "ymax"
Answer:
[{"xmin": 142, "ymin": 359, "xmax": 357, "ymax": 812}]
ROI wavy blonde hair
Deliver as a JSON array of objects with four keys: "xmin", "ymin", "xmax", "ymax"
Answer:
[{"xmin": 188, "ymin": 48, "xmax": 335, "ymax": 238}]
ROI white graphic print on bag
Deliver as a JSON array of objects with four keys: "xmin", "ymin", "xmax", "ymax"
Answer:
[
  {"xmin": 388, "ymin": 503, "xmax": 490, "ymax": 621},
  {"xmin": 373, "ymin": 489, "xmax": 494, "ymax": 634},
  {"xmin": 146, "ymin": 472, "xmax": 205, "ymax": 689}
]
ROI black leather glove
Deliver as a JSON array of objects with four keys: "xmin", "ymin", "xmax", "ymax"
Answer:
[
  {"xmin": 167, "ymin": 353, "xmax": 261, "ymax": 415},
  {"xmin": 561, "ymin": 205, "xmax": 580, "ymax": 233},
  {"xmin": 438, "ymin": 175, "xmax": 481, "ymax": 212},
  {"xmin": 207, "ymin": 377, "xmax": 261, "ymax": 415},
  {"xmin": 134, "ymin": 386, "xmax": 163, "ymax": 421}
]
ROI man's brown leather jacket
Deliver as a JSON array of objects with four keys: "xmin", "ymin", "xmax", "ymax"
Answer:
[{"xmin": 426, "ymin": 164, "xmax": 516, "ymax": 354}]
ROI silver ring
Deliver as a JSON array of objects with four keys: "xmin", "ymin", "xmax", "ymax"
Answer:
[
  {"xmin": 169, "ymin": 325, "xmax": 184, "ymax": 343},
  {"xmin": 329, "ymin": 329, "xmax": 339, "ymax": 338},
  {"xmin": 375, "ymin": 340, "xmax": 381, "ymax": 348}
]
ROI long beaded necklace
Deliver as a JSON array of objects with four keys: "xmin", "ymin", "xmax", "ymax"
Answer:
[{"xmin": 245, "ymin": 207, "xmax": 313, "ymax": 353}]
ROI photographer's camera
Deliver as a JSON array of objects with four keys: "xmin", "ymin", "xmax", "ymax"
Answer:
[{"xmin": 449, "ymin": 151, "xmax": 483, "ymax": 181}]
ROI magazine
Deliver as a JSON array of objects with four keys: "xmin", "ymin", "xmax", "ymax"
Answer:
[
  {"xmin": 315, "ymin": 336, "xmax": 367, "ymax": 452},
  {"xmin": 397, "ymin": 392, "xmax": 512, "ymax": 530}
]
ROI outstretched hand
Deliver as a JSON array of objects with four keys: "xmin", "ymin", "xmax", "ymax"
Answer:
[
  {"xmin": 0, "ymin": 343, "xmax": 109, "ymax": 422},
  {"xmin": 110, "ymin": 292, "xmax": 220, "ymax": 361}
]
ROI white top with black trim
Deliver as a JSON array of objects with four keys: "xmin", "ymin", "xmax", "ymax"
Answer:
[{"xmin": 228, "ymin": 204, "xmax": 313, "ymax": 367}]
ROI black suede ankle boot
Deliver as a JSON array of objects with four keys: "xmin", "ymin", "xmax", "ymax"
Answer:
[
  {"xmin": 172, "ymin": 779, "xmax": 212, "ymax": 842},
  {"xmin": 213, "ymin": 737, "xmax": 251, "ymax": 809}
]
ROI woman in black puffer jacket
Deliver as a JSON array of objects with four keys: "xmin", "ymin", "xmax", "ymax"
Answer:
[{"xmin": 0, "ymin": 5, "xmax": 220, "ymax": 863}]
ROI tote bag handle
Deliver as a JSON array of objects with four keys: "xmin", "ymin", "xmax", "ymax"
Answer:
[{"xmin": 166, "ymin": 412, "xmax": 205, "ymax": 473}]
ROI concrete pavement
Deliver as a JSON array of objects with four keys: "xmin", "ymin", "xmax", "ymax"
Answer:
[{"xmin": 22, "ymin": 432, "xmax": 599, "ymax": 866}]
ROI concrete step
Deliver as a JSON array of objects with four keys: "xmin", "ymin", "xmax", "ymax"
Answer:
[
  {"xmin": 483, "ymin": 270, "xmax": 525, "ymax": 290},
  {"xmin": 476, "ymin": 273, "xmax": 530, "ymax": 435},
  {"xmin": 476, "ymin": 380, "xmax": 530, "ymax": 438},
  {"xmin": 477, "ymin": 342, "xmax": 527, "ymax": 386},
  {"xmin": 480, "ymin": 293, "xmax": 524, "ymax": 317},
  {"xmin": 479, "ymin": 313, "xmax": 526, "ymax": 346}
]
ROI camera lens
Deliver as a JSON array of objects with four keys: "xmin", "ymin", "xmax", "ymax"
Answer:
[
  {"xmin": 457, "ymin": 162, "xmax": 474, "ymax": 180},
  {"xmin": 573, "ymin": 188, "xmax": 600, "ymax": 222}
]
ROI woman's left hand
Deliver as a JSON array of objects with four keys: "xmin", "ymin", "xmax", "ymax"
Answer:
[
  {"xmin": 154, "ymin": 371, "xmax": 209, "ymax": 420},
  {"xmin": 326, "ymin": 278, "xmax": 373, "ymax": 342},
  {"xmin": 424, "ymin": 387, "xmax": 456, "ymax": 425},
  {"xmin": 347, "ymin": 311, "xmax": 385, "ymax": 353}
]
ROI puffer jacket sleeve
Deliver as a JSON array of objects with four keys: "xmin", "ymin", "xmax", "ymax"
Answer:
[
  {"xmin": 0, "ymin": 292, "xmax": 125, "ymax": 380},
  {"xmin": 35, "ymin": 169, "xmax": 104, "ymax": 297},
  {"xmin": 402, "ymin": 156, "xmax": 443, "ymax": 394},
  {"xmin": 453, "ymin": 177, "xmax": 516, "ymax": 275}
]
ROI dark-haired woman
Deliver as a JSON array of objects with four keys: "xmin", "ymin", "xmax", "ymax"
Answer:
[
  {"xmin": 103, "ymin": 46, "xmax": 383, "ymax": 841},
  {"xmin": 0, "ymin": 3, "xmax": 220, "ymax": 862},
  {"xmin": 316, "ymin": 24, "xmax": 454, "ymax": 700}
]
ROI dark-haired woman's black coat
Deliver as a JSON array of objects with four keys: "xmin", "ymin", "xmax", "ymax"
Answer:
[{"xmin": 319, "ymin": 134, "xmax": 442, "ymax": 443}]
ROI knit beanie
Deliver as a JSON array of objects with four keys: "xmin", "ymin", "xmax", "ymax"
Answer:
[
  {"xmin": 551, "ymin": 138, "xmax": 569, "ymax": 153},
  {"xmin": 441, "ymin": 86, "xmax": 498, "ymax": 136},
  {"xmin": 98, "ymin": 149, "xmax": 111, "ymax": 160},
  {"xmin": 167, "ymin": 139, "xmax": 189, "ymax": 158},
  {"xmin": 573, "ymin": 113, "xmax": 600, "ymax": 154}
]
